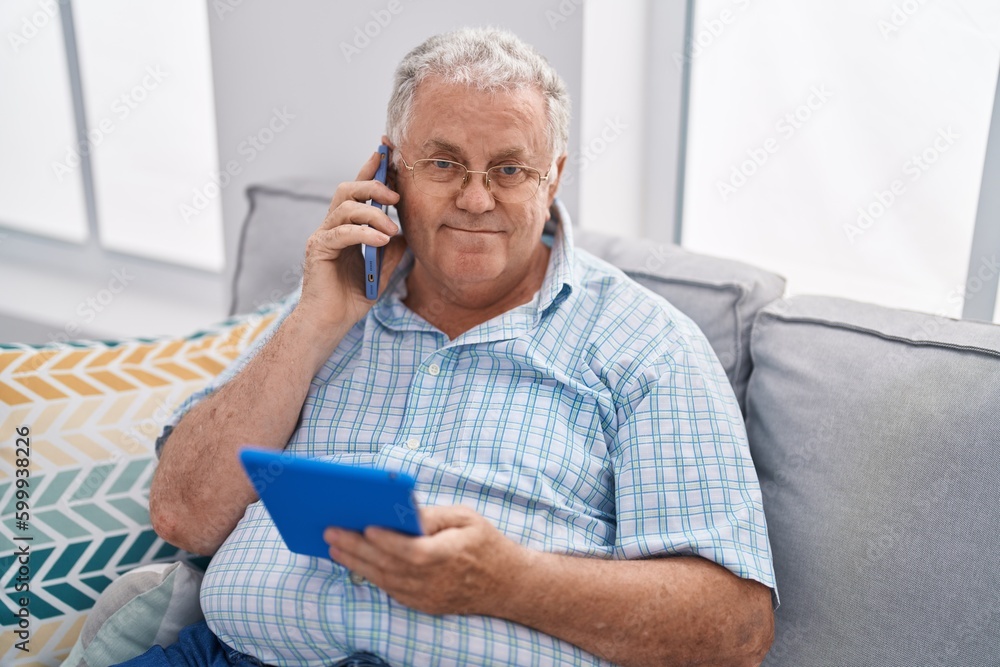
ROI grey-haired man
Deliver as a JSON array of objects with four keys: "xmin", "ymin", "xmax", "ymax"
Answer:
[{"xmin": 140, "ymin": 27, "xmax": 776, "ymax": 667}]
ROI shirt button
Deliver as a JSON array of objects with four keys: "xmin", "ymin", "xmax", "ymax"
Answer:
[
  {"xmin": 349, "ymin": 572, "xmax": 366, "ymax": 585},
  {"xmin": 405, "ymin": 437, "xmax": 420, "ymax": 450},
  {"xmin": 427, "ymin": 363, "xmax": 441, "ymax": 376}
]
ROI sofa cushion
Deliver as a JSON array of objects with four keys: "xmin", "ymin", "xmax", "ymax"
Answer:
[
  {"xmin": 229, "ymin": 180, "xmax": 333, "ymax": 318},
  {"xmin": 747, "ymin": 296, "xmax": 1000, "ymax": 667},
  {"xmin": 574, "ymin": 230, "xmax": 784, "ymax": 413},
  {"xmin": 232, "ymin": 181, "xmax": 785, "ymax": 412},
  {"xmin": 61, "ymin": 561, "xmax": 204, "ymax": 667},
  {"xmin": 0, "ymin": 309, "xmax": 279, "ymax": 665}
]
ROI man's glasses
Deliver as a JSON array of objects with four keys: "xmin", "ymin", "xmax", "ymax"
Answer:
[{"xmin": 398, "ymin": 155, "xmax": 551, "ymax": 204}]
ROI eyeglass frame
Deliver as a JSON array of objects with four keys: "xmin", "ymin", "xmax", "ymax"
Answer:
[{"xmin": 396, "ymin": 153, "xmax": 554, "ymax": 203}]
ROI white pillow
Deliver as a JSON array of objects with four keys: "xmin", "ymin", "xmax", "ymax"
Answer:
[{"xmin": 61, "ymin": 562, "xmax": 204, "ymax": 667}]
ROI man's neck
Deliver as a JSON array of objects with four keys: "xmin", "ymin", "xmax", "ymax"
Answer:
[{"xmin": 403, "ymin": 242, "xmax": 552, "ymax": 340}]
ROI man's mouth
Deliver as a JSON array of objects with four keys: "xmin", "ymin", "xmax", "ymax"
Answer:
[{"xmin": 443, "ymin": 225, "xmax": 502, "ymax": 235}]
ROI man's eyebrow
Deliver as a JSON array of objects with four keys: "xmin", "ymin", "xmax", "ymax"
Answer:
[
  {"xmin": 421, "ymin": 139, "xmax": 465, "ymax": 156},
  {"xmin": 419, "ymin": 139, "xmax": 531, "ymax": 162},
  {"xmin": 490, "ymin": 147, "xmax": 530, "ymax": 162}
]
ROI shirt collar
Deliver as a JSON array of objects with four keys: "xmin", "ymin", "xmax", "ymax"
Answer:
[
  {"xmin": 538, "ymin": 197, "xmax": 576, "ymax": 315},
  {"xmin": 372, "ymin": 198, "xmax": 577, "ymax": 334}
]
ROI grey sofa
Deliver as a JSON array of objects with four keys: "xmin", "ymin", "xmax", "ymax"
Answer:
[{"xmin": 229, "ymin": 180, "xmax": 1000, "ymax": 666}]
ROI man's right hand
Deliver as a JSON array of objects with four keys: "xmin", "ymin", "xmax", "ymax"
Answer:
[
  {"xmin": 297, "ymin": 150, "xmax": 408, "ymax": 332},
  {"xmin": 150, "ymin": 152, "xmax": 409, "ymax": 555}
]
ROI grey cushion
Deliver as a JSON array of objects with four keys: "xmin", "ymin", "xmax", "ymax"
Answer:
[
  {"xmin": 575, "ymin": 231, "xmax": 784, "ymax": 413},
  {"xmin": 747, "ymin": 296, "xmax": 1000, "ymax": 667},
  {"xmin": 229, "ymin": 180, "xmax": 332, "ymax": 317},
  {"xmin": 232, "ymin": 181, "xmax": 785, "ymax": 413}
]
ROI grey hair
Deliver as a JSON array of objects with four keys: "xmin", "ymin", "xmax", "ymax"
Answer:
[{"xmin": 386, "ymin": 27, "xmax": 571, "ymax": 160}]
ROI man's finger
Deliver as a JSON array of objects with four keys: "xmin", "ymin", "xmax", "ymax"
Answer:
[
  {"xmin": 418, "ymin": 505, "xmax": 478, "ymax": 535},
  {"xmin": 364, "ymin": 526, "xmax": 420, "ymax": 555},
  {"xmin": 321, "ymin": 199, "xmax": 399, "ymax": 235},
  {"xmin": 324, "ymin": 185, "xmax": 400, "ymax": 229},
  {"xmin": 359, "ymin": 146, "xmax": 399, "ymax": 205},
  {"xmin": 325, "ymin": 528, "xmax": 393, "ymax": 571},
  {"xmin": 355, "ymin": 149, "xmax": 384, "ymax": 182}
]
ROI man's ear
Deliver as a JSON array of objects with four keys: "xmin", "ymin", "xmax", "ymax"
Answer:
[{"xmin": 545, "ymin": 154, "xmax": 568, "ymax": 209}]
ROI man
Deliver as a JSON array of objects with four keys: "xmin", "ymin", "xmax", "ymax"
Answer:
[{"xmin": 143, "ymin": 27, "xmax": 776, "ymax": 667}]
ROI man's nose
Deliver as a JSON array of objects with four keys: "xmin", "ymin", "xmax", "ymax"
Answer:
[{"xmin": 455, "ymin": 171, "xmax": 496, "ymax": 213}]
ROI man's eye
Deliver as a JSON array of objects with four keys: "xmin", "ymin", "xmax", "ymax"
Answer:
[
  {"xmin": 432, "ymin": 160, "xmax": 456, "ymax": 169},
  {"xmin": 497, "ymin": 165, "xmax": 522, "ymax": 176}
]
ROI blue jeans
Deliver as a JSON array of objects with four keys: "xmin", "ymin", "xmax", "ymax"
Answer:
[{"xmin": 111, "ymin": 620, "xmax": 391, "ymax": 666}]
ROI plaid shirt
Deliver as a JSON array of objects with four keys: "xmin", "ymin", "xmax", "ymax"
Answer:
[{"xmin": 160, "ymin": 204, "xmax": 776, "ymax": 666}]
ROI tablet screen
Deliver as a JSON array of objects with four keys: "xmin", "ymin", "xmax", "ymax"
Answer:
[{"xmin": 239, "ymin": 447, "xmax": 422, "ymax": 558}]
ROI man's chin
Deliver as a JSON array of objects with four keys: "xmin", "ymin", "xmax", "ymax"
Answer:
[
  {"xmin": 445, "ymin": 266, "xmax": 506, "ymax": 286},
  {"xmin": 436, "ymin": 253, "xmax": 506, "ymax": 285}
]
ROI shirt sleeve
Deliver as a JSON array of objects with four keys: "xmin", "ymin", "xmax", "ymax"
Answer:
[
  {"xmin": 154, "ymin": 286, "xmax": 302, "ymax": 459},
  {"xmin": 608, "ymin": 312, "xmax": 778, "ymax": 600}
]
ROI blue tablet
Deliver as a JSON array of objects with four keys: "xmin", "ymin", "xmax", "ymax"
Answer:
[{"xmin": 239, "ymin": 447, "xmax": 422, "ymax": 559}]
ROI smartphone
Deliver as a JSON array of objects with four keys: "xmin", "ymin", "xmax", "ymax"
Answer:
[{"xmin": 362, "ymin": 145, "xmax": 391, "ymax": 300}]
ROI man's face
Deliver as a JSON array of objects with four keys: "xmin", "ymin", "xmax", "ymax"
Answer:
[{"xmin": 393, "ymin": 78, "xmax": 564, "ymax": 291}]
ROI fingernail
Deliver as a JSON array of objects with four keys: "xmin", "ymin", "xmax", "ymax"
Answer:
[{"xmin": 377, "ymin": 232, "xmax": 390, "ymax": 242}]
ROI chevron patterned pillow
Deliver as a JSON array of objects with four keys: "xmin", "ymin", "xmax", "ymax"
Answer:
[{"xmin": 0, "ymin": 308, "xmax": 279, "ymax": 667}]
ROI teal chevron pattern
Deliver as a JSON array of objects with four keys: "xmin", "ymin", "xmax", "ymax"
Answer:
[{"xmin": 0, "ymin": 458, "xmax": 209, "ymax": 664}]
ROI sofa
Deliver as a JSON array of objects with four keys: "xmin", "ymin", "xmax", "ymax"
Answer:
[{"xmin": 2, "ymin": 179, "xmax": 998, "ymax": 666}]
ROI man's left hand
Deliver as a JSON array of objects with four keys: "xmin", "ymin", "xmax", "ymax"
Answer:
[{"xmin": 324, "ymin": 505, "xmax": 528, "ymax": 616}]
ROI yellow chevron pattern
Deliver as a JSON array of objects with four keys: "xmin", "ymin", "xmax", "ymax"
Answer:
[
  {"xmin": 0, "ymin": 314, "xmax": 276, "ymax": 472},
  {"xmin": 1, "ymin": 309, "xmax": 278, "ymax": 666}
]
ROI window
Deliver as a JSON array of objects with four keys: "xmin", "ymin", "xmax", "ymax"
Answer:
[
  {"xmin": 1, "ymin": 0, "xmax": 224, "ymax": 270},
  {"xmin": 1, "ymin": 0, "xmax": 88, "ymax": 243},
  {"xmin": 681, "ymin": 0, "xmax": 1000, "ymax": 319}
]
